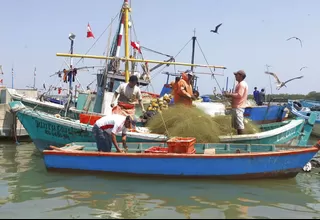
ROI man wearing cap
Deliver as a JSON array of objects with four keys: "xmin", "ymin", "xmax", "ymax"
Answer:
[
  {"xmin": 224, "ymin": 70, "xmax": 248, "ymax": 135},
  {"xmin": 175, "ymin": 70, "xmax": 196, "ymax": 106},
  {"xmin": 111, "ymin": 75, "xmax": 145, "ymax": 117},
  {"xmin": 92, "ymin": 114, "xmax": 136, "ymax": 153}
]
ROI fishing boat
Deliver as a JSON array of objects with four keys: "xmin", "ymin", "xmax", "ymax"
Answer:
[
  {"xmin": 289, "ymin": 99, "xmax": 320, "ymax": 108},
  {"xmin": 7, "ymin": 88, "xmax": 103, "ymax": 120},
  {"xmin": 43, "ymin": 140, "xmax": 320, "ymax": 180},
  {"xmin": 9, "ymin": 101, "xmax": 316, "ymax": 152},
  {"xmin": 9, "ymin": 0, "xmax": 229, "ymax": 147},
  {"xmin": 287, "ymin": 100, "xmax": 320, "ymax": 137}
]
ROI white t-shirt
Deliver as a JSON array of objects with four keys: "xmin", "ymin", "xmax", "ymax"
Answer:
[
  {"xmin": 95, "ymin": 114, "xmax": 128, "ymax": 135},
  {"xmin": 115, "ymin": 83, "xmax": 142, "ymax": 104}
]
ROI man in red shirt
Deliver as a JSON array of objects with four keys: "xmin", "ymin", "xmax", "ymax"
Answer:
[{"xmin": 92, "ymin": 114, "xmax": 136, "ymax": 152}]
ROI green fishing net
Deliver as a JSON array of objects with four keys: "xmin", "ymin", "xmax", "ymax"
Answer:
[{"xmin": 146, "ymin": 104, "xmax": 260, "ymax": 143}]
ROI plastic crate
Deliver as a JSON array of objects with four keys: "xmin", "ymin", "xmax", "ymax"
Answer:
[
  {"xmin": 144, "ymin": 146, "xmax": 168, "ymax": 154},
  {"xmin": 167, "ymin": 137, "xmax": 196, "ymax": 154}
]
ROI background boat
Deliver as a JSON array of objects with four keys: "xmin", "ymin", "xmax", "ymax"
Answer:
[{"xmin": 287, "ymin": 100, "xmax": 320, "ymax": 137}]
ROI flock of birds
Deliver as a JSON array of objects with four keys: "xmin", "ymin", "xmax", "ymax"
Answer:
[{"xmin": 210, "ymin": 23, "xmax": 306, "ymax": 90}]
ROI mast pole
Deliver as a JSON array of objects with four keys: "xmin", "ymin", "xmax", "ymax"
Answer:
[
  {"xmin": 191, "ymin": 28, "xmax": 196, "ymax": 72},
  {"xmin": 123, "ymin": 0, "xmax": 131, "ymax": 83},
  {"xmin": 191, "ymin": 28, "xmax": 196, "ymax": 88}
]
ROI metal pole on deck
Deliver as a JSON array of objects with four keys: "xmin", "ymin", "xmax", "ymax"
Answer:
[
  {"xmin": 68, "ymin": 33, "xmax": 75, "ymax": 92},
  {"xmin": 191, "ymin": 29, "xmax": 196, "ymax": 88},
  {"xmin": 123, "ymin": 0, "xmax": 130, "ymax": 83}
]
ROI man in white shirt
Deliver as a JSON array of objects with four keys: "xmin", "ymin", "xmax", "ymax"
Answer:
[
  {"xmin": 92, "ymin": 114, "xmax": 136, "ymax": 152},
  {"xmin": 110, "ymin": 75, "xmax": 145, "ymax": 116}
]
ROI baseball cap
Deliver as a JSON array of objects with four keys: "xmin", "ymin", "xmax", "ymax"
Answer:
[
  {"xmin": 185, "ymin": 70, "xmax": 194, "ymax": 76},
  {"xmin": 234, "ymin": 70, "xmax": 246, "ymax": 76}
]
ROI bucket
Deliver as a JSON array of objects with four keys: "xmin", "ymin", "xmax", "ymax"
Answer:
[{"xmin": 201, "ymin": 96, "xmax": 210, "ymax": 102}]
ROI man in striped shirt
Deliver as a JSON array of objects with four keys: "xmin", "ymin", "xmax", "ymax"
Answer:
[{"xmin": 92, "ymin": 114, "xmax": 136, "ymax": 152}]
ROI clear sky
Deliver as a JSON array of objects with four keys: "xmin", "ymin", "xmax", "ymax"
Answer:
[{"xmin": 0, "ymin": 0, "xmax": 319, "ymax": 96}]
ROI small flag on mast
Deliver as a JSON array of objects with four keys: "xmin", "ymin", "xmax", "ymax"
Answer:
[
  {"xmin": 87, "ymin": 23, "xmax": 95, "ymax": 38},
  {"xmin": 131, "ymin": 41, "xmax": 141, "ymax": 53},
  {"xmin": 0, "ymin": 65, "xmax": 3, "ymax": 75}
]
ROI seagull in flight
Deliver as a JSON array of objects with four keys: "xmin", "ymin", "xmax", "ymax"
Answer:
[
  {"xmin": 265, "ymin": 71, "xmax": 304, "ymax": 90},
  {"xmin": 300, "ymin": 66, "xmax": 308, "ymax": 71},
  {"xmin": 286, "ymin": 36, "xmax": 303, "ymax": 47},
  {"xmin": 210, "ymin": 23, "xmax": 223, "ymax": 34}
]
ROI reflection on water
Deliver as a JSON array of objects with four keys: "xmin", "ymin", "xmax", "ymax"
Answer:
[{"xmin": 0, "ymin": 137, "xmax": 320, "ymax": 218}]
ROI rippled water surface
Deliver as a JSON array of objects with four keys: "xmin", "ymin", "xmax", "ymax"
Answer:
[{"xmin": 1, "ymin": 138, "xmax": 320, "ymax": 219}]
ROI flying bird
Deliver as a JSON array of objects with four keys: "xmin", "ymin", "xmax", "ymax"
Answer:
[
  {"xmin": 286, "ymin": 36, "xmax": 303, "ymax": 47},
  {"xmin": 300, "ymin": 66, "xmax": 308, "ymax": 71},
  {"xmin": 265, "ymin": 71, "xmax": 304, "ymax": 90},
  {"xmin": 210, "ymin": 23, "xmax": 223, "ymax": 34}
]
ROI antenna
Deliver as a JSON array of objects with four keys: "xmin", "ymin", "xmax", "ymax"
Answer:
[
  {"xmin": 11, "ymin": 65, "xmax": 14, "ymax": 89},
  {"xmin": 33, "ymin": 67, "xmax": 36, "ymax": 89},
  {"xmin": 266, "ymin": 64, "xmax": 273, "ymax": 95}
]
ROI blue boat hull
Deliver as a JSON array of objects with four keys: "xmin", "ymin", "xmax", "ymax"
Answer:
[
  {"xmin": 43, "ymin": 146, "xmax": 319, "ymax": 179},
  {"xmin": 244, "ymin": 105, "xmax": 286, "ymax": 124}
]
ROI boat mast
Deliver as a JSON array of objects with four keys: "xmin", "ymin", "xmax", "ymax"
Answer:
[
  {"xmin": 191, "ymin": 29, "xmax": 197, "ymax": 89},
  {"xmin": 191, "ymin": 29, "xmax": 196, "ymax": 72},
  {"xmin": 123, "ymin": 0, "xmax": 130, "ymax": 83},
  {"xmin": 68, "ymin": 33, "xmax": 75, "ymax": 94},
  {"xmin": 64, "ymin": 33, "xmax": 75, "ymax": 117}
]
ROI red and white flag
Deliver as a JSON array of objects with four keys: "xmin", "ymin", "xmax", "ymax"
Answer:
[
  {"xmin": 87, "ymin": 23, "xmax": 95, "ymax": 38},
  {"xmin": 131, "ymin": 41, "xmax": 141, "ymax": 53}
]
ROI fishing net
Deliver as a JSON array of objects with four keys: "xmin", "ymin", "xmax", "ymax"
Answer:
[{"xmin": 146, "ymin": 104, "xmax": 260, "ymax": 143}]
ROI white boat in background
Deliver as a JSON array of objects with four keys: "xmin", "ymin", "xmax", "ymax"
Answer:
[{"xmin": 0, "ymin": 86, "xmax": 38, "ymax": 141}]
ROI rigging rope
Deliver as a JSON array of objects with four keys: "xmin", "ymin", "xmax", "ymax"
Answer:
[
  {"xmin": 75, "ymin": 12, "xmax": 120, "ymax": 66},
  {"xmin": 140, "ymin": 46, "xmax": 173, "ymax": 58},
  {"xmin": 195, "ymin": 39, "xmax": 223, "ymax": 94},
  {"xmin": 149, "ymin": 38, "xmax": 193, "ymax": 81}
]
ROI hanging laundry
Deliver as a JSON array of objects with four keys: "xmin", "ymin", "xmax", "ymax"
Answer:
[
  {"xmin": 63, "ymin": 69, "xmax": 68, "ymax": 82},
  {"xmin": 67, "ymin": 70, "xmax": 72, "ymax": 82},
  {"xmin": 72, "ymin": 68, "xmax": 77, "ymax": 82}
]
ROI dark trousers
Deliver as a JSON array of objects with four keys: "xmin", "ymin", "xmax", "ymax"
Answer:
[{"xmin": 92, "ymin": 124, "xmax": 112, "ymax": 152}]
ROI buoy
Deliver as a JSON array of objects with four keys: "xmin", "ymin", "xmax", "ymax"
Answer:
[{"xmin": 303, "ymin": 162, "xmax": 312, "ymax": 172}]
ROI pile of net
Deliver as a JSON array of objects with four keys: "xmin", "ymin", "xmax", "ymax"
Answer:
[{"xmin": 146, "ymin": 104, "xmax": 260, "ymax": 143}]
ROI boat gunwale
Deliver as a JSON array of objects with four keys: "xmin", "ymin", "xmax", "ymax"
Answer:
[
  {"xmin": 219, "ymin": 119, "xmax": 304, "ymax": 141},
  {"xmin": 43, "ymin": 145, "xmax": 319, "ymax": 158}
]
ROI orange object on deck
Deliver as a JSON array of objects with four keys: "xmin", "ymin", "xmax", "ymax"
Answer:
[
  {"xmin": 167, "ymin": 137, "xmax": 196, "ymax": 154},
  {"xmin": 144, "ymin": 146, "xmax": 168, "ymax": 154},
  {"xmin": 79, "ymin": 114, "xmax": 102, "ymax": 125}
]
